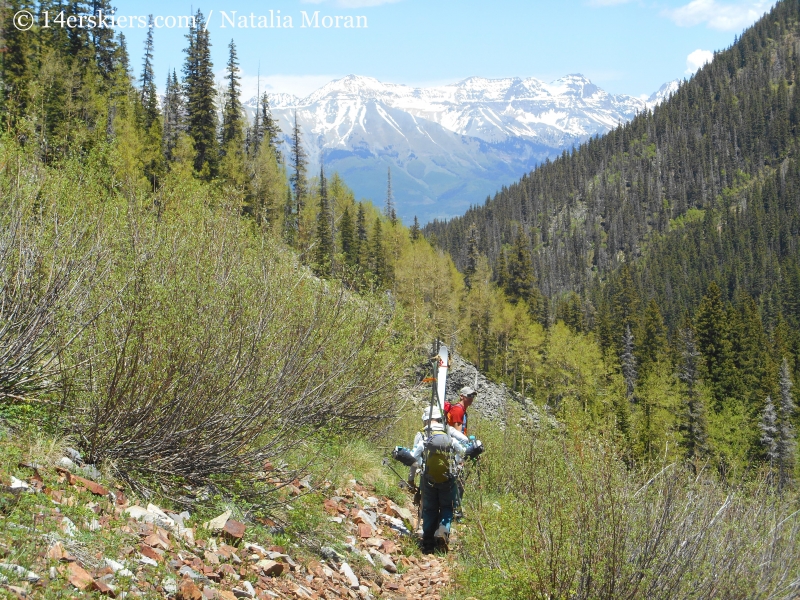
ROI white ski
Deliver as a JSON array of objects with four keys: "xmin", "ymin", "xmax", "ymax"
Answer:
[{"xmin": 435, "ymin": 344, "xmax": 449, "ymax": 414}]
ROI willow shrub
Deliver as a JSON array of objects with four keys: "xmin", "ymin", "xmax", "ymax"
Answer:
[
  {"xmin": 1, "ymin": 142, "xmax": 404, "ymax": 492},
  {"xmin": 457, "ymin": 420, "xmax": 800, "ymax": 599}
]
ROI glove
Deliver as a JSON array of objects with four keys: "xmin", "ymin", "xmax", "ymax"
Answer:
[{"xmin": 465, "ymin": 439, "xmax": 484, "ymax": 459}]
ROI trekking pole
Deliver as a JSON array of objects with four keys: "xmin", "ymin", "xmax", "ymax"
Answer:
[{"xmin": 382, "ymin": 458, "xmax": 417, "ymax": 492}]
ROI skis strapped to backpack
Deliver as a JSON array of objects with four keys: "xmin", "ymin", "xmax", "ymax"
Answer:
[{"xmin": 421, "ymin": 341, "xmax": 456, "ymax": 484}]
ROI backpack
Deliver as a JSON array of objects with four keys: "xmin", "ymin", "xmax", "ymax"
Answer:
[{"xmin": 423, "ymin": 430, "xmax": 456, "ymax": 484}]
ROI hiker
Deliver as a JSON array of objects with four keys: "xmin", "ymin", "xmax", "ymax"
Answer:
[
  {"xmin": 410, "ymin": 405, "xmax": 465, "ymax": 553},
  {"xmin": 447, "ymin": 386, "xmax": 476, "ymax": 435}
]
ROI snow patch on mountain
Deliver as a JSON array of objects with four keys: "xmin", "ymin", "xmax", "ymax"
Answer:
[{"xmin": 244, "ymin": 74, "xmax": 676, "ymax": 223}]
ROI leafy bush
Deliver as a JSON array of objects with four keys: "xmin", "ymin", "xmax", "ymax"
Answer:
[
  {"xmin": 457, "ymin": 421, "xmax": 800, "ymax": 599},
  {"xmin": 0, "ymin": 144, "xmax": 405, "ymax": 494}
]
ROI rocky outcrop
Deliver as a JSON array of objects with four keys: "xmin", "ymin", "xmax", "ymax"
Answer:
[{"xmin": 400, "ymin": 349, "xmax": 552, "ymax": 429}]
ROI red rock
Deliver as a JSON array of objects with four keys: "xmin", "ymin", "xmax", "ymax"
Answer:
[
  {"xmin": 177, "ymin": 578, "xmax": 204, "ymax": 600},
  {"xmin": 323, "ymin": 499, "xmax": 339, "ymax": 515},
  {"xmin": 222, "ymin": 519, "xmax": 245, "ymax": 540},
  {"xmin": 92, "ymin": 580, "xmax": 116, "ymax": 597},
  {"xmin": 140, "ymin": 545, "xmax": 163, "ymax": 562},
  {"xmin": 256, "ymin": 559, "xmax": 284, "ymax": 577},
  {"xmin": 357, "ymin": 522, "xmax": 373, "ymax": 538},
  {"xmin": 67, "ymin": 562, "xmax": 94, "ymax": 590},
  {"xmin": 381, "ymin": 540, "xmax": 397, "ymax": 554},
  {"xmin": 71, "ymin": 475, "xmax": 109, "ymax": 496},
  {"xmin": 47, "ymin": 541, "xmax": 65, "ymax": 560}
]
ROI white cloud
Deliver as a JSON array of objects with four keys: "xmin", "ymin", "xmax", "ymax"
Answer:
[
  {"xmin": 686, "ymin": 49, "xmax": 714, "ymax": 73},
  {"xmin": 663, "ymin": 0, "xmax": 775, "ymax": 31},
  {"xmin": 301, "ymin": 0, "xmax": 403, "ymax": 7}
]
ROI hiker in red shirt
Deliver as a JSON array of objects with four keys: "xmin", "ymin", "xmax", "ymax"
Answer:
[{"xmin": 447, "ymin": 386, "xmax": 476, "ymax": 435}]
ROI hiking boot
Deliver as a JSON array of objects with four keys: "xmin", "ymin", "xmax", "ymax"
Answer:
[{"xmin": 434, "ymin": 535, "xmax": 449, "ymax": 553}]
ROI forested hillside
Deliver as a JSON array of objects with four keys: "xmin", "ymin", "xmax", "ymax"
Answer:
[{"xmin": 425, "ymin": 0, "xmax": 800, "ymax": 335}]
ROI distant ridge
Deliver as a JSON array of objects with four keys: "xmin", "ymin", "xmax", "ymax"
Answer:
[{"xmin": 243, "ymin": 75, "xmax": 677, "ymax": 223}]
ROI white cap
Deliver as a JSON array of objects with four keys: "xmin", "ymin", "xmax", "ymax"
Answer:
[{"xmin": 422, "ymin": 405, "xmax": 443, "ymax": 422}]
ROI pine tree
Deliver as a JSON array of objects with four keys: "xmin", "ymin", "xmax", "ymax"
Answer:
[
  {"xmin": 221, "ymin": 39, "xmax": 243, "ymax": 150},
  {"xmin": 340, "ymin": 206, "xmax": 356, "ymax": 267},
  {"xmin": 314, "ymin": 165, "xmax": 332, "ymax": 277},
  {"xmin": 139, "ymin": 17, "xmax": 158, "ymax": 130},
  {"xmin": 410, "ymin": 216, "xmax": 421, "ymax": 242},
  {"xmin": 496, "ymin": 248, "xmax": 509, "ymax": 290},
  {"xmin": 2, "ymin": 0, "xmax": 33, "ymax": 126},
  {"xmin": 679, "ymin": 326, "xmax": 709, "ymax": 475},
  {"xmin": 90, "ymin": 0, "xmax": 118, "ymax": 80},
  {"xmin": 760, "ymin": 395, "xmax": 779, "ymax": 474},
  {"xmin": 219, "ymin": 39, "xmax": 247, "ymax": 187},
  {"xmin": 261, "ymin": 93, "xmax": 282, "ymax": 162},
  {"xmin": 777, "ymin": 358, "xmax": 796, "ymax": 490},
  {"xmin": 289, "ymin": 111, "xmax": 308, "ymax": 215},
  {"xmin": 464, "ymin": 224, "xmax": 480, "ymax": 289},
  {"xmin": 505, "ymin": 228, "xmax": 535, "ymax": 303},
  {"xmin": 183, "ymin": 10, "xmax": 218, "ymax": 179},
  {"xmin": 283, "ymin": 186, "xmax": 296, "ymax": 246},
  {"xmin": 356, "ymin": 203, "xmax": 368, "ymax": 272},
  {"xmin": 695, "ymin": 282, "xmax": 735, "ymax": 410},
  {"xmin": 370, "ymin": 217, "xmax": 387, "ymax": 286},
  {"xmin": 162, "ymin": 70, "xmax": 185, "ymax": 163},
  {"xmin": 621, "ymin": 324, "xmax": 637, "ymax": 402},
  {"xmin": 385, "ymin": 167, "xmax": 397, "ymax": 224},
  {"xmin": 639, "ymin": 299, "xmax": 668, "ymax": 376},
  {"xmin": 610, "ymin": 264, "xmax": 640, "ymax": 350}
]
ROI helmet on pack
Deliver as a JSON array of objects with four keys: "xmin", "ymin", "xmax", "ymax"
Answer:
[{"xmin": 422, "ymin": 405, "xmax": 443, "ymax": 422}]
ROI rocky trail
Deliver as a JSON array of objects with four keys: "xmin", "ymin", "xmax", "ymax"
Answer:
[{"xmin": 0, "ymin": 449, "xmax": 455, "ymax": 600}]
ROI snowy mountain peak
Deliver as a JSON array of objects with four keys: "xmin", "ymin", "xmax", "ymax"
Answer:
[
  {"xmin": 647, "ymin": 79, "xmax": 681, "ymax": 107},
  {"xmin": 241, "ymin": 74, "xmax": 675, "ymax": 223}
]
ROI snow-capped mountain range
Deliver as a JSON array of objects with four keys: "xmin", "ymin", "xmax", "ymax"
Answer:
[{"xmin": 245, "ymin": 75, "xmax": 680, "ymax": 223}]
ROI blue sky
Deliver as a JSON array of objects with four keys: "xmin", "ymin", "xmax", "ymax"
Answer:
[{"xmin": 112, "ymin": 0, "xmax": 776, "ymax": 99}]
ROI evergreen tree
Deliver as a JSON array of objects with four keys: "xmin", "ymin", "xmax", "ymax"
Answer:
[
  {"xmin": 695, "ymin": 282, "xmax": 735, "ymax": 410},
  {"xmin": 183, "ymin": 10, "xmax": 218, "ymax": 179},
  {"xmin": 356, "ymin": 203, "xmax": 368, "ymax": 272},
  {"xmin": 340, "ymin": 206, "xmax": 356, "ymax": 267},
  {"xmin": 283, "ymin": 187, "xmax": 296, "ymax": 246},
  {"xmin": 777, "ymin": 358, "xmax": 796, "ymax": 490},
  {"xmin": 219, "ymin": 39, "xmax": 247, "ymax": 188},
  {"xmin": 289, "ymin": 111, "xmax": 308, "ymax": 215},
  {"xmin": 162, "ymin": 70, "xmax": 185, "ymax": 163},
  {"xmin": 496, "ymin": 248, "xmax": 509, "ymax": 290},
  {"xmin": 261, "ymin": 93, "xmax": 282, "ymax": 162},
  {"xmin": 385, "ymin": 167, "xmax": 397, "ymax": 224},
  {"xmin": 220, "ymin": 39, "xmax": 243, "ymax": 150},
  {"xmin": 370, "ymin": 217, "xmax": 387, "ymax": 286},
  {"xmin": 410, "ymin": 216, "xmax": 421, "ymax": 242},
  {"xmin": 621, "ymin": 324, "xmax": 637, "ymax": 402},
  {"xmin": 139, "ymin": 17, "xmax": 159, "ymax": 130},
  {"xmin": 639, "ymin": 299, "xmax": 668, "ymax": 376},
  {"xmin": 314, "ymin": 165, "xmax": 332, "ymax": 277},
  {"xmin": 464, "ymin": 224, "xmax": 480, "ymax": 289},
  {"xmin": 90, "ymin": 0, "xmax": 118, "ymax": 80},
  {"xmin": 2, "ymin": 0, "xmax": 33, "ymax": 126},
  {"xmin": 760, "ymin": 395, "xmax": 779, "ymax": 474},
  {"xmin": 610, "ymin": 264, "xmax": 640, "ymax": 350},
  {"xmin": 505, "ymin": 228, "xmax": 535, "ymax": 303},
  {"xmin": 679, "ymin": 326, "xmax": 709, "ymax": 475}
]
